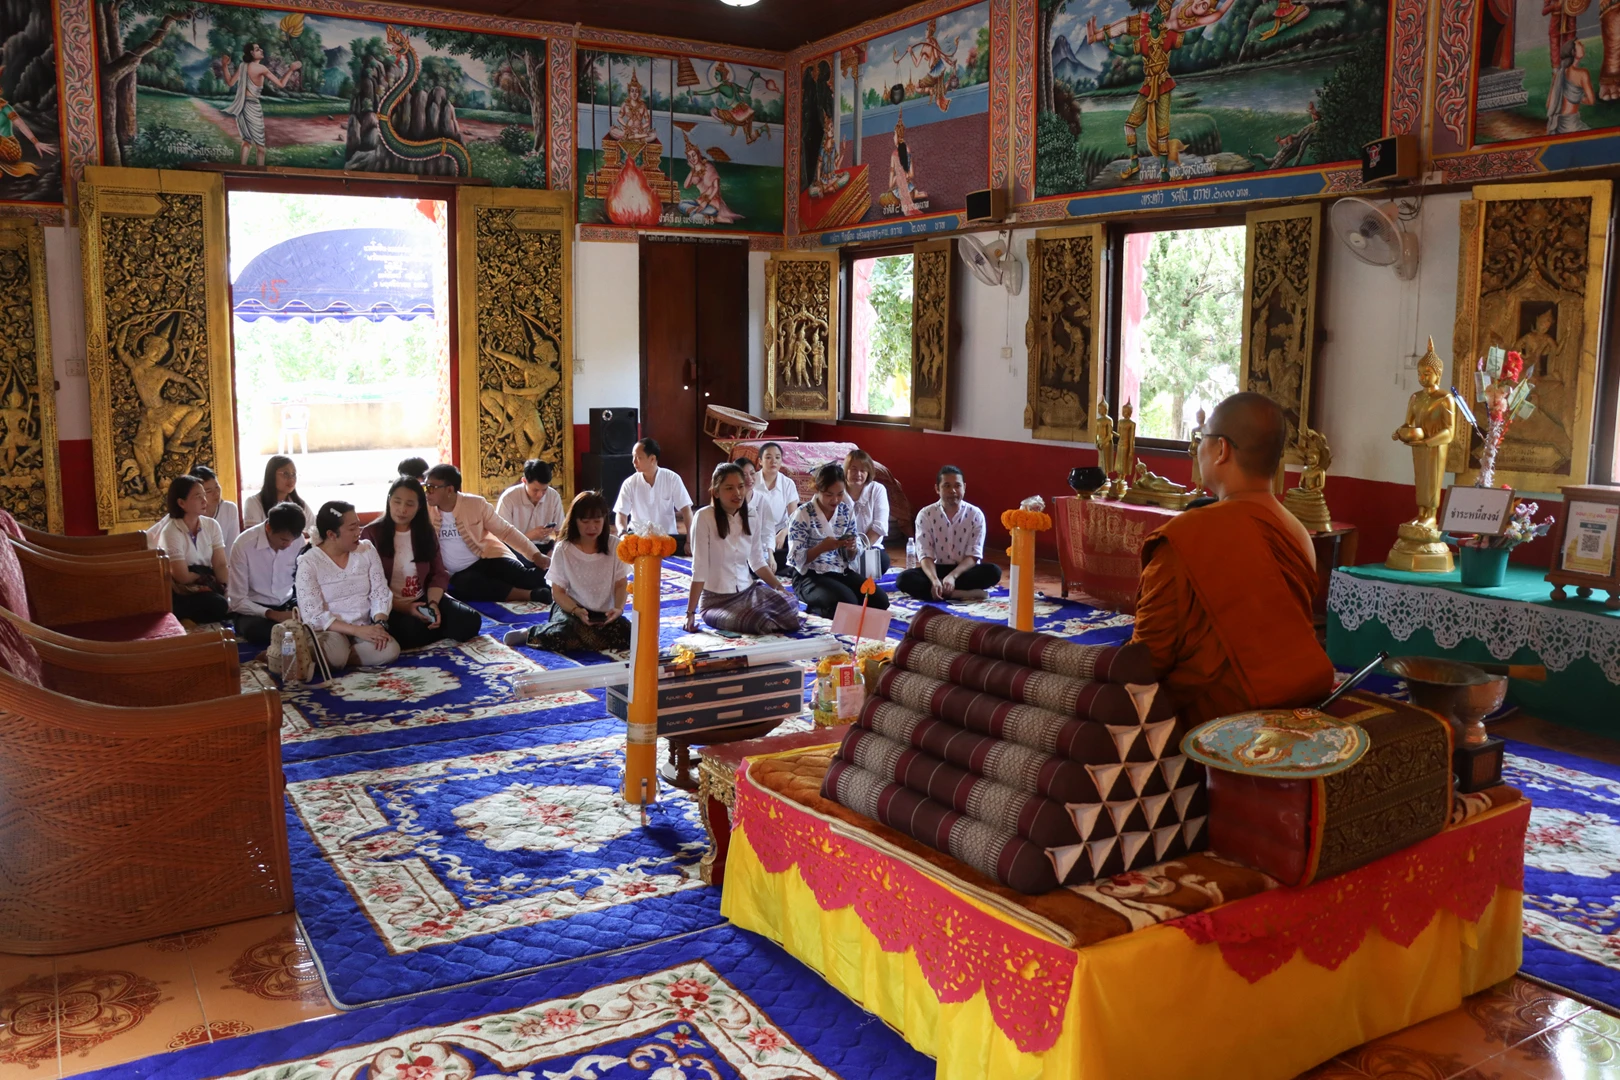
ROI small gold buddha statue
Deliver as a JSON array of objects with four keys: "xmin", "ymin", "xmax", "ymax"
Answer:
[
  {"xmin": 1122, "ymin": 460, "xmax": 1196, "ymax": 509},
  {"xmin": 1112, "ymin": 401, "xmax": 1137, "ymax": 498},
  {"xmin": 1386, "ymin": 338, "xmax": 1456, "ymax": 572},
  {"xmin": 1094, "ymin": 398, "xmax": 1117, "ymax": 498},
  {"xmin": 1282, "ymin": 426, "xmax": 1332, "ymax": 533}
]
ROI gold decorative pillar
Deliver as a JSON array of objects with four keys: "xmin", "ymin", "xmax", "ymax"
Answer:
[
  {"xmin": 1024, "ymin": 224, "xmax": 1103, "ymax": 442},
  {"xmin": 79, "ymin": 167, "xmax": 235, "ymax": 533},
  {"xmin": 0, "ymin": 219, "xmax": 63, "ymax": 532},
  {"xmin": 1240, "ymin": 205, "xmax": 1321, "ymax": 460},
  {"xmin": 763, "ymin": 253, "xmax": 838, "ymax": 421},
  {"xmin": 456, "ymin": 188, "xmax": 573, "ymax": 500},
  {"xmin": 909, "ymin": 239, "xmax": 954, "ymax": 431}
]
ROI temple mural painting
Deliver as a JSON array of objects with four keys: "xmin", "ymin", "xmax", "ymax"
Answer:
[
  {"xmin": 1031, "ymin": 0, "xmax": 1387, "ymax": 196},
  {"xmin": 0, "ymin": 0, "xmax": 65, "ymax": 205},
  {"xmin": 94, "ymin": 1, "xmax": 547, "ymax": 185},
  {"xmin": 576, "ymin": 48, "xmax": 784, "ymax": 233}
]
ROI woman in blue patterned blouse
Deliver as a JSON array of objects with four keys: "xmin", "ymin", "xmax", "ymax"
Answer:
[{"xmin": 787, "ymin": 463, "xmax": 892, "ymax": 619}]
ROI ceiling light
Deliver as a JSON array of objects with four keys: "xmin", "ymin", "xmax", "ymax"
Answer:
[{"xmin": 719, "ymin": 0, "xmax": 761, "ymax": 6}]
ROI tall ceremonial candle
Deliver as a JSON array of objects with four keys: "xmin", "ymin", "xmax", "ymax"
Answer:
[
  {"xmin": 1001, "ymin": 502, "xmax": 1052, "ymax": 633},
  {"xmin": 618, "ymin": 533, "xmax": 676, "ymax": 803}
]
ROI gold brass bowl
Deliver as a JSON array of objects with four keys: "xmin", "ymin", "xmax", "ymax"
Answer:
[{"xmin": 1382, "ymin": 655, "xmax": 1507, "ymax": 747}]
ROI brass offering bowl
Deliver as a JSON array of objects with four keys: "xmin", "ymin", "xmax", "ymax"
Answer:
[{"xmin": 1382, "ymin": 655, "xmax": 1506, "ymax": 746}]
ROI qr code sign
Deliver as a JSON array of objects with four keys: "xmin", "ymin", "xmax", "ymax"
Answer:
[{"xmin": 1579, "ymin": 526, "xmax": 1603, "ymax": 557}]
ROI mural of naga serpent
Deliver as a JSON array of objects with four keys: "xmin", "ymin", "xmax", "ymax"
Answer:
[{"xmin": 379, "ymin": 25, "xmax": 472, "ymax": 175}]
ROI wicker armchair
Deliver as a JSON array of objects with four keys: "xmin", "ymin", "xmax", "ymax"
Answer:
[
  {"xmin": 4, "ymin": 538, "xmax": 192, "ymax": 640},
  {"xmin": 16, "ymin": 523, "xmax": 147, "ymax": 556},
  {"xmin": 0, "ymin": 671, "xmax": 290, "ymax": 954},
  {"xmin": 0, "ymin": 608, "xmax": 241, "ymax": 706}
]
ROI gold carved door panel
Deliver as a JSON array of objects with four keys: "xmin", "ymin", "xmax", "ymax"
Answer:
[
  {"xmin": 763, "ymin": 252, "xmax": 838, "ymax": 422},
  {"xmin": 455, "ymin": 188, "xmax": 573, "ymax": 501},
  {"xmin": 1449, "ymin": 181, "xmax": 1610, "ymax": 490},
  {"xmin": 0, "ymin": 218, "xmax": 62, "ymax": 531},
  {"xmin": 1239, "ymin": 204, "xmax": 1321, "ymax": 464},
  {"xmin": 1024, "ymin": 224, "xmax": 1103, "ymax": 442},
  {"xmin": 79, "ymin": 167, "xmax": 235, "ymax": 533},
  {"xmin": 910, "ymin": 239, "xmax": 954, "ymax": 432}
]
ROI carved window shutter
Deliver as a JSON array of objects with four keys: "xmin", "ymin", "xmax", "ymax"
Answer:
[
  {"xmin": 80, "ymin": 167, "xmax": 236, "ymax": 533},
  {"xmin": 1239, "ymin": 205, "xmax": 1322, "ymax": 464},
  {"xmin": 456, "ymin": 188, "xmax": 574, "ymax": 501},
  {"xmin": 0, "ymin": 219, "xmax": 63, "ymax": 531},
  {"xmin": 1024, "ymin": 224, "xmax": 1103, "ymax": 442},
  {"xmin": 909, "ymin": 239, "xmax": 955, "ymax": 432},
  {"xmin": 763, "ymin": 252, "xmax": 839, "ymax": 422},
  {"xmin": 1447, "ymin": 181, "xmax": 1610, "ymax": 490}
]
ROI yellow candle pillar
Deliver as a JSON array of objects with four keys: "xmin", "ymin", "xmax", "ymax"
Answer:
[
  {"xmin": 618, "ymin": 534, "xmax": 676, "ymax": 804},
  {"xmin": 1009, "ymin": 527, "xmax": 1037, "ymax": 631}
]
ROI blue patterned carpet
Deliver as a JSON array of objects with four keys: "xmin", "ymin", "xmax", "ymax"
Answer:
[{"xmin": 70, "ymin": 927, "xmax": 935, "ymax": 1079}]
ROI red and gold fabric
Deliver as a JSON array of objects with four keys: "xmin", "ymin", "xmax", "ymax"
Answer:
[{"xmin": 1054, "ymin": 496, "xmax": 1178, "ymax": 613}]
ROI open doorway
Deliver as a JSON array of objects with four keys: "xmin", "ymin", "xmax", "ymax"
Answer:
[{"xmin": 227, "ymin": 189, "xmax": 452, "ymax": 513}]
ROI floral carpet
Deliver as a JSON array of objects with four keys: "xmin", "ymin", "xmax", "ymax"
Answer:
[
  {"xmin": 69, "ymin": 927, "xmax": 935, "ymax": 1079},
  {"xmin": 1503, "ymin": 739, "xmax": 1620, "ymax": 1008},
  {"xmin": 283, "ymin": 719, "xmax": 727, "ymax": 1007}
]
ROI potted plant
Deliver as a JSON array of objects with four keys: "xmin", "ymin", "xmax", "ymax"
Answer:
[{"xmin": 1453, "ymin": 499, "xmax": 1555, "ymax": 587}]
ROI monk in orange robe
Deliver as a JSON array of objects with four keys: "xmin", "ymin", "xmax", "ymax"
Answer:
[{"xmin": 1132, "ymin": 393, "xmax": 1335, "ymax": 724}]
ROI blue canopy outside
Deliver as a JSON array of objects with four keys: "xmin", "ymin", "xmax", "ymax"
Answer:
[{"xmin": 232, "ymin": 227, "xmax": 438, "ymax": 322}]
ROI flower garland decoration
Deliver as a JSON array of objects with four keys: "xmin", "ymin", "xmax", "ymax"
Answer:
[
  {"xmin": 1473, "ymin": 346, "xmax": 1536, "ymax": 488},
  {"xmin": 1002, "ymin": 495, "xmax": 1053, "ymax": 532},
  {"xmin": 1454, "ymin": 498, "xmax": 1555, "ymax": 551},
  {"xmin": 616, "ymin": 533, "xmax": 678, "ymax": 563}
]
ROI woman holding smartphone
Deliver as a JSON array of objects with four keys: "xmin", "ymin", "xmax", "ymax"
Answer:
[
  {"xmin": 362, "ymin": 476, "xmax": 482, "ymax": 649},
  {"xmin": 787, "ymin": 462, "xmax": 890, "ymax": 620},
  {"xmin": 505, "ymin": 491, "xmax": 630, "ymax": 653}
]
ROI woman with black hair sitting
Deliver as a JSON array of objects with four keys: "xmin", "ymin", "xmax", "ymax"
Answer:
[
  {"xmin": 685, "ymin": 462, "xmax": 800, "ymax": 635},
  {"xmin": 787, "ymin": 462, "xmax": 891, "ymax": 620},
  {"xmin": 360, "ymin": 476, "xmax": 482, "ymax": 650},
  {"xmin": 505, "ymin": 491, "xmax": 631, "ymax": 653},
  {"xmin": 294, "ymin": 500, "xmax": 400, "ymax": 669},
  {"xmin": 152, "ymin": 474, "xmax": 231, "ymax": 625},
  {"xmin": 242, "ymin": 454, "xmax": 310, "ymax": 529}
]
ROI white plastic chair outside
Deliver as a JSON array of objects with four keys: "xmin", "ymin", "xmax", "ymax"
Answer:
[{"xmin": 278, "ymin": 405, "xmax": 310, "ymax": 455}]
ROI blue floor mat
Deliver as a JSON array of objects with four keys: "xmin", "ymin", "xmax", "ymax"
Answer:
[
  {"xmin": 71, "ymin": 925, "xmax": 936, "ymax": 1079},
  {"xmin": 1500, "ymin": 738, "xmax": 1620, "ymax": 1009},
  {"xmin": 282, "ymin": 719, "xmax": 727, "ymax": 1007}
]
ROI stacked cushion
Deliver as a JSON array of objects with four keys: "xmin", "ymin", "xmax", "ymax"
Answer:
[{"xmin": 823, "ymin": 608, "xmax": 1207, "ymax": 894}]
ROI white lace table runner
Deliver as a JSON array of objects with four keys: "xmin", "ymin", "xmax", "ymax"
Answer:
[{"xmin": 1328, "ymin": 570, "xmax": 1620, "ymax": 685}]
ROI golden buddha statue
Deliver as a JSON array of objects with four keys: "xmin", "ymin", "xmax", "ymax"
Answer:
[
  {"xmin": 1386, "ymin": 338, "xmax": 1456, "ymax": 572},
  {"xmin": 1094, "ymin": 397, "xmax": 1117, "ymax": 497},
  {"xmin": 1112, "ymin": 401, "xmax": 1137, "ymax": 498},
  {"xmin": 1282, "ymin": 426, "xmax": 1332, "ymax": 533},
  {"xmin": 1188, "ymin": 407, "xmax": 1207, "ymax": 493},
  {"xmin": 1122, "ymin": 460, "xmax": 1196, "ymax": 509}
]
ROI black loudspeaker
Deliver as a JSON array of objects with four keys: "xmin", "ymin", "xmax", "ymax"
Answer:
[
  {"xmin": 964, "ymin": 187, "xmax": 1007, "ymax": 223},
  {"xmin": 589, "ymin": 407, "xmax": 639, "ymax": 457},
  {"xmin": 581, "ymin": 452, "xmax": 635, "ymax": 507},
  {"xmin": 1360, "ymin": 133, "xmax": 1419, "ymax": 185}
]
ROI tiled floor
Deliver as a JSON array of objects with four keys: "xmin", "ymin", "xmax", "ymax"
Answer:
[{"xmin": 3, "ymin": 565, "xmax": 1612, "ymax": 1079}]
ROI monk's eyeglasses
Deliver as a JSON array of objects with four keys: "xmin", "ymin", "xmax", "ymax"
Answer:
[{"xmin": 1202, "ymin": 432, "xmax": 1240, "ymax": 450}]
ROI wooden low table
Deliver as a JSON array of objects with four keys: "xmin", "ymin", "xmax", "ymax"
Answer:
[{"xmin": 694, "ymin": 723, "xmax": 850, "ymax": 886}]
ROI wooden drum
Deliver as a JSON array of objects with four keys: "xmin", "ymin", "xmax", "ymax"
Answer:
[{"xmin": 704, "ymin": 405, "xmax": 769, "ymax": 445}]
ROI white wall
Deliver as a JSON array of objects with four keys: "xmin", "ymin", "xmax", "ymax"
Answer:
[
  {"xmin": 571, "ymin": 240, "xmax": 642, "ymax": 422},
  {"xmin": 44, "ymin": 227, "xmax": 90, "ymax": 442}
]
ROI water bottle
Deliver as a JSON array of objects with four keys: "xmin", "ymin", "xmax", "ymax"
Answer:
[
  {"xmin": 280, "ymin": 630, "xmax": 298, "ymax": 687},
  {"xmin": 905, "ymin": 537, "xmax": 918, "ymax": 570}
]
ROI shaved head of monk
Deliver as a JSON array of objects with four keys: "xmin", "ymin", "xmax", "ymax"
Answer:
[{"xmin": 1199, "ymin": 392, "xmax": 1287, "ymax": 497}]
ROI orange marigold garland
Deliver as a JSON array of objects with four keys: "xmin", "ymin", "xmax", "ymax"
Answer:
[
  {"xmin": 616, "ymin": 534, "xmax": 678, "ymax": 563},
  {"xmin": 1001, "ymin": 508, "xmax": 1053, "ymax": 531}
]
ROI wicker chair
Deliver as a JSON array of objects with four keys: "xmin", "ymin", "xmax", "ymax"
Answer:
[
  {"xmin": 16, "ymin": 522, "xmax": 147, "ymax": 556},
  {"xmin": 0, "ymin": 670, "xmax": 290, "ymax": 954},
  {"xmin": 0, "ymin": 608, "xmax": 241, "ymax": 706}
]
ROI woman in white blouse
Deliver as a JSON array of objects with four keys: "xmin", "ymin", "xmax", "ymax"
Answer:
[
  {"xmin": 753, "ymin": 442, "xmax": 798, "ymax": 572},
  {"xmin": 787, "ymin": 463, "xmax": 891, "ymax": 620},
  {"xmin": 685, "ymin": 462, "xmax": 800, "ymax": 635},
  {"xmin": 242, "ymin": 454, "xmax": 310, "ymax": 529},
  {"xmin": 506, "ymin": 491, "xmax": 631, "ymax": 653},
  {"xmin": 153, "ymin": 474, "xmax": 230, "ymax": 625},
  {"xmin": 293, "ymin": 501, "xmax": 400, "ymax": 670},
  {"xmin": 843, "ymin": 448, "xmax": 890, "ymax": 574}
]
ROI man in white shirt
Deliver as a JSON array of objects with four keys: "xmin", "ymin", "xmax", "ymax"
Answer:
[
  {"xmin": 496, "ymin": 458, "xmax": 565, "ymax": 561},
  {"xmin": 424, "ymin": 464, "xmax": 552, "ymax": 603},
  {"xmin": 896, "ymin": 464, "xmax": 1002, "ymax": 602},
  {"xmin": 194, "ymin": 464, "xmax": 241, "ymax": 550},
  {"xmin": 614, "ymin": 438, "xmax": 693, "ymax": 554},
  {"xmin": 228, "ymin": 501, "xmax": 307, "ymax": 645}
]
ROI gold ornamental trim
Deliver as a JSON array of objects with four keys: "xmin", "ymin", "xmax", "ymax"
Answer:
[
  {"xmin": 1239, "ymin": 204, "xmax": 1322, "ymax": 464},
  {"xmin": 0, "ymin": 218, "xmax": 63, "ymax": 532},
  {"xmin": 1024, "ymin": 223, "xmax": 1103, "ymax": 443},
  {"xmin": 910, "ymin": 239, "xmax": 954, "ymax": 432},
  {"xmin": 763, "ymin": 252, "xmax": 838, "ymax": 422}
]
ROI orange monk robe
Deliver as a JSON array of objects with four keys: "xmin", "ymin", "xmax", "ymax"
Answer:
[{"xmin": 1132, "ymin": 499, "xmax": 1335, "ymax": 725}]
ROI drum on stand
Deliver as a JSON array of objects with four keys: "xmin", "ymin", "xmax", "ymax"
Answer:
[{"xmin": 704, "ymin": 405, "xmax": 769, "ymax": 454}]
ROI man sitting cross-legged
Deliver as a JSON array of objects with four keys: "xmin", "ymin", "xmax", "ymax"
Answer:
[
  {"xmin": 895, "ymin": 464, "xmax": 1002, "ymax": 602},
  {"xmin": 423, "ymin": 463, "xmax": 552, "ymax": 605},
  {"xmin": 227, "ymin": 500, "xmax": 306, "ymax": 646}
]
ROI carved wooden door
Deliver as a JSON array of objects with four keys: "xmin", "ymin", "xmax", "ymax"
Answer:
[
  {"xmin": 763, "ymin": 252, "xmax": 838, "ymax": 422},
  {"xmin": 1024, "ymin": 224, "xmax": 1103, "ymax": 442},
  {"xmin": 456, "ymin": 188, "xmax": 573, "ymax": 500},
  {"xmin": 79, "ymin": 167, "xmax": 236, "ymax": 533},
  {"xmin": 1239, "ymin": 205, "xmax": 1321, "ymax": 464},
  {"xmin": 909, "ymin": 239, "xmax": 955, "ymax": 432},
  {"xmin": 0, "ymin": 219, "xmax": 63, "ymax": 532}
]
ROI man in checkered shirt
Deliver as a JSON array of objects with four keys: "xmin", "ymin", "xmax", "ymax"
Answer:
[{"xmin": 896, "ymin": 465, "xmax": 1003, "ymax": 602}]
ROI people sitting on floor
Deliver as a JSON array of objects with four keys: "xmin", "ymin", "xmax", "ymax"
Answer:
[
  {"xmin": 243, "ymin": 454, "xmax": 310, "ymax": 529},
  {"xmin": 896, "ymin": 464, "xmax": 1001, "ymax": 602},
  {"xmin": 227, "ymin": 500, "xmax": 306, "ymax": 645},
  {"xmin": 294, "ymin": 500, "xmax": 400, "ymax": 670},
  {"xmin": 154, "ymin": 474, "xmax": 231, "ymax": 625},
  {"xmin": 192, "ymin": 464, "xmax": 240, "ymax": 550},
  {"xmin": 362, "ymin": 477, "xmax": 482, "ymax": 650},
  {"xmin": 788, "ymin": 462, "xmax": 890, "ymax": 620},
  {"xmin": 734, "ymin": 455, "xmax": 764, "ymax": 522},
  {"xmin": 397, "ymin": 456, "xmax": 430, "ymax": 484},
  {"xmin": 498, "ymin": 458, "xmax": 565, "ymax": 558},
  {"xmin": 614, "ymin": 438, "xmax": 693, "ymax": 555},
  {"xmin": 423, "ymin": 464, "xmax": 552, "ymax": 604},
  {"xmin": 1132, "ymin": 392, "xmax": 1334, "ymax": 725},
  {"xmin": 686, "ymin": 462, "xmax": 801, "ymax": 635},
  {"xmin": 754, "ymin": 441, "xmax": 798, "ymax": 573},
  {"xmin": 843, "ymin": 448, "xmax": 890, "ymax": 574},
  {"xmin": 505, "ymin": 491, "xmax": 631, "ymax": 653}
]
